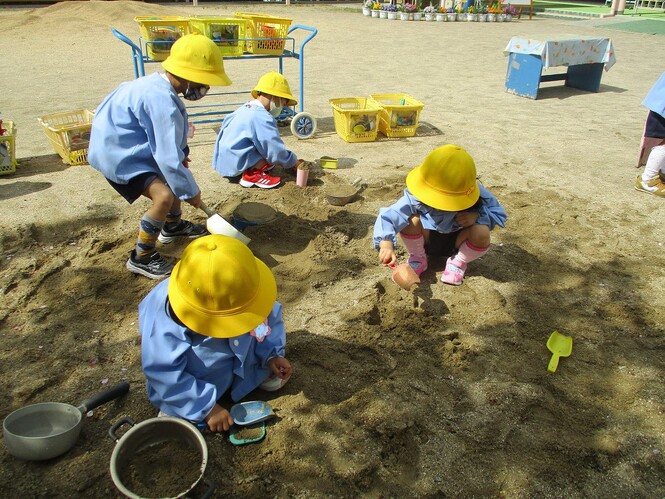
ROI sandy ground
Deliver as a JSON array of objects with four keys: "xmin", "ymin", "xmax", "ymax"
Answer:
[{"xmin": 1, "ymin": 1, "xmax": 664, "ymax": 497}]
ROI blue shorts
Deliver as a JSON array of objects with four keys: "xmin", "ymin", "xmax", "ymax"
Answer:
[
  {"xmin": 106, "ymin": 173, "xmax": 159, "ymax": 204},
  {"xmin": 646, "ymin": 110, "xmax": 665, "ymax": 139},
  {"xmin": 425, "ymin": 230, "xmax": 460, "ymax": 257}
]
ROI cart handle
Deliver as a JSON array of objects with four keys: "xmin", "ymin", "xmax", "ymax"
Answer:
[
  {"xmin": 287, "ymin": 25, "xmax": 318, "ymax": 50},
  {"xmin": 111, "ymin": 28, "xmax": 144, "ymax": 79},
  {"xmin": 282, "ymin": 25, "xmax": 318, "ymax": 113}
]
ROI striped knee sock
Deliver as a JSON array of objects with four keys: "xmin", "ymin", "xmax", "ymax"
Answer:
[
  {"xmin": 136, "ymin": 214, "xmax": 164, "ymax": 258},
  {"xmin": 164, "ymin": 209, "xmax": 182, "ymax": 231}
]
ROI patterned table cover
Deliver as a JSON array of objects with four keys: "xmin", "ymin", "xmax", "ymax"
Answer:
[{"xmin": 503, "ymin": 36, "xmax": 616, "ymax": 71}]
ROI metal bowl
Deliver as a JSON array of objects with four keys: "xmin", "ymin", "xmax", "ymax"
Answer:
[{"xmin": 325, "ymin": 185, "xmax": 358, "ymax": 206}]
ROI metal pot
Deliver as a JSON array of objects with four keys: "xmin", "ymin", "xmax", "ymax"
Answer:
[
  {"xmin": 108, "ymin": 416, "xmax": 212, "ymax": 499},
  {"xmin": 3, "ymin": 381, "xmax": 129, "ymax": 461}
]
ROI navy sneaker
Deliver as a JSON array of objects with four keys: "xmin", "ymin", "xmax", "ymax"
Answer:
[
  {"xmin": 126, "ymin": 250, "xmax": 174, "ymax": 279},
  {"xmin": 158, "ymin": 220, "xmax": 208, "ymax": 244}
]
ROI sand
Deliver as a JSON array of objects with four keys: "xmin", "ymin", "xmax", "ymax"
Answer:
[{"xmin": 1, "ymin": 1, "xmax": 664, "ymax": 497}]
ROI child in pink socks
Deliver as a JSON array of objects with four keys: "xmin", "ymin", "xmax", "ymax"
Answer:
[{"xmin": 373, "ymin": 145, "xmax": 507, "ymax": 286}]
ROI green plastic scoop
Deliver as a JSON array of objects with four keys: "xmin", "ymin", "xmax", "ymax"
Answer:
[{"xmin": 547, "ymin": 331, "xmax": 572, "ymax": 373}]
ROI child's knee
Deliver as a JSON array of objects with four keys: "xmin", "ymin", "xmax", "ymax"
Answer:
[{"xmin": 467, "ymin": 224, "xmax": 491, "ymax": 247}]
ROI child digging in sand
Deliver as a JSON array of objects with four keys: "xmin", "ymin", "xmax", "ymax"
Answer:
[
  {"xmin": 88, "ymin": 34, "xmax": 231, "ymax": 279},
  {"xmin": 211, "ymin": 71, "xmax": 306, "ymax": 189},
  {"xmin": 373, "ymin": 144, "xmax": 507, "ymax": 286},
  {"xmin": 138, "ymin": 235, "xmax": 292, "ymax": 432}
]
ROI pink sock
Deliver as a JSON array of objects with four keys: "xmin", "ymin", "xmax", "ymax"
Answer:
[
  {"xmin": 452, "ymin": 240, "xmax": 490, "ymax": 266},
  {"xmin": 400, "ymin": 233, "xmax": 428, "ymax": 275}
]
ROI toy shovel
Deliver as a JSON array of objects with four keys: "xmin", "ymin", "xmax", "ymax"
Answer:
[
  {"xmin": 199, "ymin": 201, "xmax": 250, "ymax": 245},
  {"xmin": 546, "ymin": 331, "xmax": 572, "ymax": 373},
  {"xmin": 388, "ymin": 263, "xmax": 420, "ymax": 291}
]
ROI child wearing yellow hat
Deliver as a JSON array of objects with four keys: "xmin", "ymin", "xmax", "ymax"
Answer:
[
  {"xmin": 88, "ymin": 34, "xmax": 232, "ymax": 279},
  {"xmin": 373, "ymin": 145, "xmax": 507, "ymax": 286},
  {"xmin": 138, "ymin": 234, "xmax": 292, "ymax": 432},
  {"xmin": 212, "ymin": 71, "xmax": 306, "ymax": 189}
]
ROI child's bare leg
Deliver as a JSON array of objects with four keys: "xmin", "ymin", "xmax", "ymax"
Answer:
[
  {"xmin": 399, "ymin": 215, "xmax": 428, "ymax": 275},
  {"xmin": 442, "ymin": 224, "xmax": 491, "ymax": 286}
]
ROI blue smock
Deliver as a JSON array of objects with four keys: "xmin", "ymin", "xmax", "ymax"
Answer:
[
  {"xmin": 138, "ymin": 280, "xmax": 287, "ymax": 423},
  {"xmin": 212, "ymin": 100, "xmax": 298, "ymax": 177},
  {"xmin": 373, "ymin": 184, "xmax": 507, "ymax": 249},
  {"xmin": 88, "ymin": 73, "xmax": 199, "ymax": 201},
  {"xmin": 643, "ymin": 72, "xmax": 665, "ymax": 118}
]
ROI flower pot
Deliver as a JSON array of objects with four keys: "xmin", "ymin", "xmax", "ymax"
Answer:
[
  {"xmin": 505, "ymin": 13, "xmax": 513, "ymax": 21},
  {"xmin": 362, "ymin": 7, "xmax": 371, "ymax": 16},
  {"xmin": 436, "ymin": 12, "xmax": 446, "ymax": 21},
  {"xmin": 413, "ymin": 12, "xmax": 423, "ymax": 20},
  {"xmin": 477, "ymin": 13, "xmax": 487, "ymax": 21},
  {"xmin": 387, "ymin": 11, "xmax": 397, "ymax": 19},
  {"xmin": 487, "ymin": 13, "xmax": 497, "ymax": 21},
  {"xmin": 466, "ymin": 13, "xmax": 477, "ymax": 21},
  {"xmin": 447, "ymin": 13, "xmax": 457, "ymax": 20},
  {"xmin": 424, "ymin": 13, "xmax": 435, "ymax": 21},
  {"xmin": 497, "ymin": 13, "xmax": 506, "ymax": 21},
  {"xmin": 371, "ymin": 9, "xmax": 380, "ymax": 17},
  {"xmin": 379, "ymin": 10, "xmax": 388, "ymax": 18},
  {"xmin": 400, "ymin": 12, "xmax": 410, "ymax": 20}
]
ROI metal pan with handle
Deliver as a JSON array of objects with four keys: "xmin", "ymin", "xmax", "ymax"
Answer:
[{"xmin": 3, "ymin": 381, "xmax": 130, "ymax": 461}]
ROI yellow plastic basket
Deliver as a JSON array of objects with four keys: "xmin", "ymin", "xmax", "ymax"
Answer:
[
  {"xmin": 189, "ymin": 17, "xmax": 247, "ymax": 56},
  {"xmin": 38, "ymin": 109, "xmax": 94, "ymax": 166},
  {"xmin": 369, "ymin": 94, "xmax": 424, "ymax": 138},
  {"xmin": 234, "ymin": 12, "xmax": 292, "ymax": 55},
  {"xmin": 329, "ymin": 98, "xmax": 382, "ymax": 143},
  {"xmin": 0, "ymin": 120, "xmax": 18, "ymax": 175},
  {"xmin": 135, "ymin": 16, "xmax": 190, "ymax": 61}
]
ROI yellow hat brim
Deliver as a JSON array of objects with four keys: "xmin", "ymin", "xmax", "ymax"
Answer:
[
  {"xmin": 168, "ymin": 256, "xmax": 277, "ymax": 338},
  {"xmin": 251, "ymin": 88, "xmax": 297, "ymax": 107},
  {"xmin": 406, "ymin": 165, "xmax": 480, "ymax": 212},
  {"xmin": 162, "ymin": 59, "xmax": 232, "ymax": 87}
]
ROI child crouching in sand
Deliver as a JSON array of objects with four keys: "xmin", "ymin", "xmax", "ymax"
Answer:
[
  {"xmin": 138, "ymin": 234, "xmax": 292, "ymax": 432},
  {"xmin": 373, "ymin": 144, "xmax": 507, "ymax": 286}
]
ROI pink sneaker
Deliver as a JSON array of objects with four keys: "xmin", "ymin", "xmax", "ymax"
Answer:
[
  {"xmin": 407, "ymin": 257, "xmax": 428, "ymax": 276},
  {"xmin": 441, "ymin": 257, "xmax": 467, "ymax": 286}
]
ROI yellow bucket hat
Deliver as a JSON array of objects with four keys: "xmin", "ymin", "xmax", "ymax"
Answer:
[
  {"xmin": 406, "ymin": 145, "xmax": 480, "ymax": 212},
  {"xmin": 162, "ymin": 34, "xmax": 231, "ymax": 87},
  {"xmin": 251, "ymin": 71, "xmax": 297, "ymax": 106},
  {"xmin": 168, "ymin": 235, "xmax": 276, "ymax": 338}
]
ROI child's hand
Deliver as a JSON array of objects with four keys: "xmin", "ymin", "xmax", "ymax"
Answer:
[
  {"xmin": 455, "ymin": 211, "xmax": 479, "ymax": 228},
  {"xmin": 205, "ymin": 403, "xmax": 234, "ymax": 432},
  {"xmin": 378, "ymin": 240, "xmax": 397, "ymax": 266},
  {"xmin": 183, "ymin": 157, "xmax": 191, "ymax": 169},
  {"xmin": 268, "ymin": 357, "xmax": 292, "ymax": 380}
]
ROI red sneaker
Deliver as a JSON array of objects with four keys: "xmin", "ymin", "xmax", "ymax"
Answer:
[{"xmin": 239, "ymin": 168, "xmax": 281, "ymax": 189}]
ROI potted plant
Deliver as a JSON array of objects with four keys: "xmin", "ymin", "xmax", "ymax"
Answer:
[
  {"xmin": 404, "ymin": 2, "xmax": 417, "ymax": 19},
  {"xmin": 503, "ymin": 4, "xmax": 518, "ymax": 20},
  {"xmin": 379, "ymin": 4, "xmax": 389, "ymax": 18},
  {"xmin": 487, "ymin": 4, "xmax": 500, "ymax": 21},
  {"xmin": 371, "ymin": 2, "xmax": 381, "ymax": 17},
  {"xmin": 397, "ymin": 2, "xmax": 410, "ymax": 20},
  {"xmin": 466, "ymin": 5, "xmax": 477, "ymax": 21},
  {"xmin": 436, "ymin": 5, "xmax": 447, "ymax": 21},
  {"xmin": 412, "ymin": 3, "xmax": 423, "ymax": 20},
  {"xmin": 386, "ymin": 2, "xmax": 399, "ymax": 19},
  {"xmin": 446, "ymin": 6, "xmax": 457, "ymax": 20},
  {"xmin": 362, "ymin": 0, "xmax": 373, "ymax": 16},
  {"xmin": 423, "ymin": 4, "xmax": 437, "ymax": 20},
  {"xmin": 477, "ymin": 2, "xmax": 488, "ymax": 21}
]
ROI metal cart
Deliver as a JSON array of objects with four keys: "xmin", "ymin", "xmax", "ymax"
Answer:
[{"xmin": 111, "ymin": 25, "xmax": 318, "ymax": 139}]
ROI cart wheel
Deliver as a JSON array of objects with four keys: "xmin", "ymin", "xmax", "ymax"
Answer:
[{"xmin": 290, "ymin": 112, "xmax": 317, "ymax": 139}]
